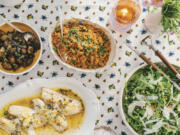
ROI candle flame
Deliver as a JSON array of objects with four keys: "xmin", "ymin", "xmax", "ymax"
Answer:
[{"xmin": 121, "ymin": 8, "xmax": 128, "ymax": 16}]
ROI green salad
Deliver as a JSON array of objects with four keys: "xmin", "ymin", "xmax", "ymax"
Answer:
[{"xmin": 123, "ymin": 64, "xmax": 180, "ymax": 135}]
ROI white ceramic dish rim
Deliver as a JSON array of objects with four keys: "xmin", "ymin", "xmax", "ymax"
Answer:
[
  {"xmin": 0, "ymin": 77, "xmax": 100, "ymax": 135},
  {"xmin": 0, "ymin": 20, "xmax": 42, "ymax": 76},
  {"xmin": 119, "ymin": 62, "xmax": 180, "ymax": 135},
  {"xmin": 49, "ymin": 18, "xmax": 116, "ymax": 73},
  {"xmin": 0, "ymin": 0, "xmax": 24, "ymax": 6}
]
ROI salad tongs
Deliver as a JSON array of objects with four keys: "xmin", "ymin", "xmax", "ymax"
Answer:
[
  {"xmin": 126, "ymin": 42, "xmax": 180, "ymax": 91},
  {"xmin": 141, "ymin": 35, "xmax": 180, "ymax": 80}
]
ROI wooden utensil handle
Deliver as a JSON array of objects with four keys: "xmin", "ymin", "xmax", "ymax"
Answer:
[
  {"xmin": 139, "ymin": 54, "xmax": 165, "ymax": 76},
  {"xmin": 155, "ymin": 50, "xmax": 178, "ymax": 75}
]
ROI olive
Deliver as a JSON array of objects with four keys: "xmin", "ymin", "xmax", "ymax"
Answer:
[
  {"xmin": 7, "ymin": 33, "xmax": 12, "ymax": 39},
  {"xmin": 23, "ymin": 58, "xmax": 33, "ymax": 67},
  {"xmin": 4, "ymin": 40, "xmax": 10, "ymax": 47},
  {"xmin": 16, "ymin": 58, "xmax": 22, "ymax": 64},
  {"xmin": 21, "ymin": 48, "xmax": 27, "ymax": 54},
  {"xmin": 9, "ymin": 48, "xmax": 15, "ymax": 54},
  {"xmin": 9, "ymin": 57, "xmax": 15, "ymax": 64},
  {"xmin": 0, "ymin": 41, "xmax": 3, "ymax": 46},
  {"xmin": 1, "ymin": 35, "xmax": 8, "ymax": 41},
  {"xmin": 7, "ymin": 44, "xmax": 12, "ymax": 49},
  {"xmin": 0, "ymin": 30, "xmax": 5, "ymax": 35},
  {"xmin": 14, "ymin": 36, "xmax": 19, "ymax": 40},
  {"xmin": 12, "ymin": 64, "xmax": 19, "ymax": 70},
  {"xmin": 21, "ymin": 39, "xmax": 26, "ymax": 45},
  {"xmin": 27, "ymin": 38, "xmax": 34, "ymax": 45},
  {"xmin": 28, "ymin": 38, "xmax": 40, "ymax": 50},
  {"xmin": 28, "ymin": 46, "xmax": 34, "ymax": 54},
  {"xmin": 28, "ymin": 54, "xmax": 34, "ymax": 59},
  {"xmin": 0, "ymin": 47, "xmax": 5, "ymax": 53},
  {"xmin": 2, "ymin": 62, "xmax": 12, "ymax": 70}
]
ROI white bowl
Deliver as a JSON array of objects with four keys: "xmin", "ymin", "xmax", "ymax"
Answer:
[
  {"xmin": 0, "ymin": 21, "xmax": 42, "ymax": 75},
  {"xmin": 119, "ymin": 62, "xmax": 180, "ymax": 135},
  {"xmin": 0, "ymin": 0, "xmax": 24, "ymax": 6},
  {"xmin": 49, "ymin": 18, "xmax": 116, "ymax": 72},
  {"xmin": 0, "ymin": 77, "xmax": 100, "ymax": 135}
]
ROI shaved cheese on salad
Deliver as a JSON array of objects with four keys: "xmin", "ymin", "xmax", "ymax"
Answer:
[
  {"xmin": 175, "ymin": 94, "xmax": 180, "ymax": 101},
  {"xmin": 142, "ymin": 106, "xmax": 154, "ymax": 119},
  {"xmin": 163, "ymin": 107, "xmax": 171, "ymax": 120},
  {"xmin": 149, "ymin": 77, "xmax": 163, "ymax": 85},
  {"xmin": 135, "ymin": 94, "xmax": 145, "ymax": 101},
  {"xmin": 177, "ymin": 120, "xmax": 180, "ymax": 126},
  {"xmin": 145, "ymin": 119, "xmax": 160, "ymax": 124},
  {"xmin": 163, "ymin": 106, "xmax": 177, "ymax": 120},
  {"xmin": 135, "ymin": 94, "xmax": 158, "ymax": 101},
  {"xmin": 128, "ymin": 101, "xmax": 146, "ymax": 114},
  {"xmin": 146, "ymin": 96, "xmax": 158, "ymax": 100},
  {"xmin": 144, "ymin": 120, "xmax": 163, "ymax": 135},
  {"xmin": 178, "ymin": 105, "xmax": 180, "ymax": 112}
]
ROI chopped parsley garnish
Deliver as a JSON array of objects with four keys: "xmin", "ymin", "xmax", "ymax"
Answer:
[
  {"xmin": 53, "ymin": 47, "xmax": 57, "ymax": 51},
  {"xmin": 55, "ymin": 27, "xmax": 60, "ymax": 32},
  {"xmin": 71, "ymin": 60, "xmax": 75, "ymax": 65},
  {"xmin": 99, "ymin": 45, "xmax": 105, "ymax": 56},
  {"xmin": 103, "ymin": 37, "xmax": 109, "ymax": 42}
]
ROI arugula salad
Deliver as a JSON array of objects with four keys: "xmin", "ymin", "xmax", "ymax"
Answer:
[{"xmin": 123, "ymin": 64, "xmax": 180, "ymax": 135}]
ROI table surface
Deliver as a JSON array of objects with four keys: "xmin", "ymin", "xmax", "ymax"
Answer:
[{"xmin": 0, "ymin": 0, "xmax": 180, "ymax": 135}]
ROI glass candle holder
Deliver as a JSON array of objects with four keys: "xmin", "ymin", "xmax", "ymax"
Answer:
[{"xmin": 110, "ymin": 0, "xmax": 141, "ymax": 32}]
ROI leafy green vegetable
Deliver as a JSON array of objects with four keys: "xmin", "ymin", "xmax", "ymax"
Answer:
[
  {"xmin": 123, "ymin": 63, "xmax": 180, "ymax": 135},
  {"xmin": 161, "ymin": 0, "xmax": 180, "ymax": 35}
]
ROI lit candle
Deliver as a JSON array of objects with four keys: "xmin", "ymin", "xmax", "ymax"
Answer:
[
  {"xmin": 109, "ymin": 0, "xmax": 141, "ymax": 32},
  {"xmin": 119, "ymin": 8, "xmax": 129, "ymax": 16}
]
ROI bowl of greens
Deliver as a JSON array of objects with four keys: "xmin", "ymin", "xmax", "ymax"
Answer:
[{"xmin": 119, "ymin": 63, "xmax": 180, "ymax": 135}]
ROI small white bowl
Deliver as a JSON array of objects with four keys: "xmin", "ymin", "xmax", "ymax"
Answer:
[
  {"xmin": 0, "ymin": 0, "xmax": 24, "ymax": 6},
  {"xmin": 119, "ymin": 62, "xmax": 180, "ymax": 135},
  {"xmin": 0, "ymin": 21, "xmax": 42, "ymax": 75},
  {"xmin": 49, "ymin": 18, "xmax": 116, "ymax": 72}
]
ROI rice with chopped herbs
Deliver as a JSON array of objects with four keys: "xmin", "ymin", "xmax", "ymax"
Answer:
[{"xmin": 51, "ymin": 19, "xmax": 111, "ymax": 69}]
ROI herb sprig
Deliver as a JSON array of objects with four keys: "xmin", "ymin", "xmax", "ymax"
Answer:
[{"xmin": 161, "ymin": 0, "xmax": 180, "ymax": 35}]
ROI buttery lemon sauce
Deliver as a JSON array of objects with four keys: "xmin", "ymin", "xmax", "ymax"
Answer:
[
  {"xmin": 0, "ymin": 88, "xmax": 85, "ymax": 135},
  {"xmin": 0, "ymin": 22, "xmax": 41, "ymax": 74}
]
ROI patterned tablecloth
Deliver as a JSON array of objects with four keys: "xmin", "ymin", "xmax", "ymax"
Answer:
[{"xmin": 0, "ymin": 0, "xmax": 179, "ymax": 134}]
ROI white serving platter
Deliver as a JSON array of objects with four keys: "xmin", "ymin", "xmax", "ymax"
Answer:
[{"xmin": 0, "ymin": 77, "xmax": 100, "ymax": 135}]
